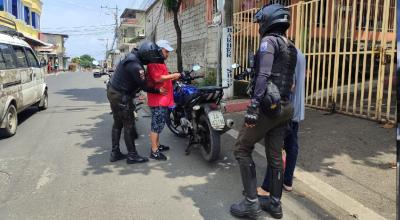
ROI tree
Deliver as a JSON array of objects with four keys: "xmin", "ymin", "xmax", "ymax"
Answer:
[
  {"xmin": 164, "ymin": 0, "xmax": 183, "ymax": 72},
  {"xmin": 71, "ymin": 57, "xmax": 80, "ymax": 64},
  {"xmin": 79, "ymin": 54, "xmax": 95, "ymax": 68}
]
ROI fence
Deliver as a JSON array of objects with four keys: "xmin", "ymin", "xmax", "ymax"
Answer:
[{"xmin": 233, "ymin": 0, "xmax": 397, "ymax": 122}]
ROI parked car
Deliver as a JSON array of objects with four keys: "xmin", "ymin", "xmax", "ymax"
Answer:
[{"xmin": 0, "ymin": 33, "xmax": 48, "ymax": 137}]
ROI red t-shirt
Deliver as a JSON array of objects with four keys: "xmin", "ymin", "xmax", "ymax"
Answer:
[{"xmin": 146, "ymin": 63, "xmax": 174, "ymax": 107}]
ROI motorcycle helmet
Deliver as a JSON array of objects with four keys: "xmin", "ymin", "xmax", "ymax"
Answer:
[
  {"xmin": 136, "ymin": 41, "xmax": 164, "ymax": 65},
  {"xmin": 254, "ymin": 4, "xmax": 291, "ymax": 37}
]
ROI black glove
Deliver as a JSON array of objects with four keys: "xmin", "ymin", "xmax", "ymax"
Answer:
[{"xmin": 244, "ymin": 103, "xmax": 259, "ymax": 127}]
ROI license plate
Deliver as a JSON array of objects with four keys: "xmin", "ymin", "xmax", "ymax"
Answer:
[{"xmin": 208, "ymin": 111, "xmax": 225, "ymax": 130}]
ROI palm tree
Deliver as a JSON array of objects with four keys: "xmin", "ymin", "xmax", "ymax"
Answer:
[{"xmin": 164, "ymin": 0, "xmax": 183, "ymax": 72}]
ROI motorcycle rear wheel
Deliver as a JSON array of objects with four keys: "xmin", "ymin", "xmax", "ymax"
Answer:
[
  {"xmin": 198, "ymin": 115, "xmax": 221, "ymax": 162},
  {"xmin": 166, "ymin": 108, "xmax": 188, "ymax": 138}
]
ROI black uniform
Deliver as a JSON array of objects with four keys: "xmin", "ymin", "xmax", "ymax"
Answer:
[
  {"xmin": 107, "ymin": 52, "xmax": 160, "ymax": 164},
  {"xmin": 230, "ymin": 4, "xmax": 297, "ymax": 220}
]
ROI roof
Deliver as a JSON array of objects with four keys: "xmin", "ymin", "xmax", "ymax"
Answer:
[
  {"xmin": 145, "ymin": 0, "xmax": 159, "ymax": 12},
  {"xmin": 120, "ymin": 8, "xmax": 145, "ymax": 18},
  {"xmin": 41, "ymin": 32, "xmax": 69, "ymax": 38},
  {"xmin": 0, "ymin": 33, "xmax": 31, "ymax": 47}
]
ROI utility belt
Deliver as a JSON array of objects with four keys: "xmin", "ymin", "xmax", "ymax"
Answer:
[{"xmin": 259, "ymin": 81, "xmax": 291, "ymax": 117}]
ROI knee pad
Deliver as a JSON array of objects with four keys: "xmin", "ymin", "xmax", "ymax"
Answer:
[{"xmin": 236, "ymin": 156, "xmax": 255, "ymax": 167}]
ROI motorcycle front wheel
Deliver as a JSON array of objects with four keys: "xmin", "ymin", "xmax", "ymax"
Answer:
[
  {"xmin": 198, "ymin": 115, "xmax": 221, "ymax": 162},
  {"xmin": 166, "ymin": 108, "xmax": 188, "ymax": 138}
]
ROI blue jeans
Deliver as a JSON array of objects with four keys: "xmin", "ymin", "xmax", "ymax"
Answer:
[{"xmin": 262, "ymin": 121, "xmax": 299, "ymax": 190}]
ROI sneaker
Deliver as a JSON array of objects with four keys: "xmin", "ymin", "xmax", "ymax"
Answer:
[
  {"xmin": 150, "ymin": 149, "xmax": 167, "ymax": 161},
  {"xmin": 158, "ymin": 144, "xmax": 170, "ymax": 152},
  {"xmin": 283, "ymin": 184, "xmax": 293, "ymax": 192}
]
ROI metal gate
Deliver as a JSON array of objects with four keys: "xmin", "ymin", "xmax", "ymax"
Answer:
[{"xmin": 233, "ymin": 0, "xmax": 397, "ymax": 122}]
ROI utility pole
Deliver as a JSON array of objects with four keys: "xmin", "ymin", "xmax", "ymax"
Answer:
[
  {"xmin": 98, "ymin": 38, "xmax": 109, "ymax": 71},
  {"xmin": 101, "ymin": 5, "xmax": 119, "ymax": 69},
  {"xmin": 101, "ymin": 5, "xmax": 119, "ymax": 51}
]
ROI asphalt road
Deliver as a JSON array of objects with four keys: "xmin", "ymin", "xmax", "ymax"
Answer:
[{"xmin": 0, "ymin": 72, "xmax": 363, "ymax": 219}]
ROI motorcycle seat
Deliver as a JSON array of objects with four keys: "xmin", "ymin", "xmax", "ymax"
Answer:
[{"xmin": 199, "ymin": 86, "xmax": 223, "ymax": 93}]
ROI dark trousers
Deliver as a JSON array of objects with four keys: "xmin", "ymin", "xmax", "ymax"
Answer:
[
  {"xmin": 262, "ymin": 121, "xmax": 299, "ymax": 190},
  {"xmin": 234, "ymin": 104, "xmax": 293, "ymax": 199},
  {"xmin": 107, "ymin": 86, "xmax": 137, "ymax": 153}
]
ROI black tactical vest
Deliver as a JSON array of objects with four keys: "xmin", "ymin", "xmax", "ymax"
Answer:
[
  {"xmin": 268, "ymin": 34, "xmax": 297, "ymax": 100},
  {"xmin": 110, "ymin": 53, "xmax": 143, "ymax": 94}
]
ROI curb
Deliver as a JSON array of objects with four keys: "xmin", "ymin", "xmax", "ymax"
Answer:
[{"xmin": 224, "ymin": 99, "xmax": 250, "ymax": 113}]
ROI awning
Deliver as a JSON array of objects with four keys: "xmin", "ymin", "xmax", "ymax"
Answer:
[{"xmin": 23, "ymin": 34, "xmax": 52, "ymax": 47}]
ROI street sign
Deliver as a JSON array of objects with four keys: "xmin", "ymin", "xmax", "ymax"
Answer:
[{"xmin": 221, "ymin": 26, "xmax": 233, "ymax": 98}]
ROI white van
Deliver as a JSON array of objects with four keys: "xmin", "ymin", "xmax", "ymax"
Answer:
[{"xmin": 0, "ymin": 33, "xmax": 48, "ymax": 137}]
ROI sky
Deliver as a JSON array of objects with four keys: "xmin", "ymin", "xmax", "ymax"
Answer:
[{"xmin": 41, "ymin": 0, "xmax": 153, "ymax": 60}]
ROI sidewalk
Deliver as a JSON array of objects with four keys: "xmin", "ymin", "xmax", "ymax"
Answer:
[{"xmin": 224, "ymin": 106, "xmax": 396, "ymax": 219}]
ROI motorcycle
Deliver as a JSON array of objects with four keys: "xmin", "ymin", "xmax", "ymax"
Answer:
[{"xmin": 166, "ymin": 65, "xmax": 234, "ymax": 162}]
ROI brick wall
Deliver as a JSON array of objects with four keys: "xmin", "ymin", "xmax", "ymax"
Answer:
[{"xmin": 145, "ymin": 1, "xmax": 220, "ymax": 74}]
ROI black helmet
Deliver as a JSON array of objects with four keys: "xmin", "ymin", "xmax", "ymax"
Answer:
[
  {"xmin": 136, "ymin": 41, "xmax": 164, "ymax": 65},
  {"xmin": 254, "ymin": 4, "xmax": 291, "ymax": 37}
]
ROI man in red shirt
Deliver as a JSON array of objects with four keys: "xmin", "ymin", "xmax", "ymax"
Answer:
[{"xmin": 147, "ymin": 40, "xmax": 181, "ymax": 160}]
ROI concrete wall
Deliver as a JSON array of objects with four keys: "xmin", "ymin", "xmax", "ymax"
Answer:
[{"xmin": 145, "ymin": 1, "xmax": 221, "ymax": 75}]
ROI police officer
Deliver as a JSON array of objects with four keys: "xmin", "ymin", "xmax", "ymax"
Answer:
[
  {"xmin": 107, "ymin": 41, "xmax": 165, "ymax": 164},
  {"xmin": 230, "ymin": 4, "xmax": 297, "ymax": 219}
]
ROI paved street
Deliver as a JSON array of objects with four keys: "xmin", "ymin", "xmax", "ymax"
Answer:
[{"xmin": 0, "ymin": 72, "xmax": 393, "ymax": 219}]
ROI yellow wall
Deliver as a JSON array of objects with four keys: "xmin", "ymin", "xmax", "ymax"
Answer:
[{"xmin": 0, "ymin": 0, "xmax": 42, "ymax": 39}]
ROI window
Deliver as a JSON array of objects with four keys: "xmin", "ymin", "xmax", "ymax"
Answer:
[
  {"xmin": 25, "ymin": 48, "xmax": 39, "ymax": 67},
  {"xmin": 24, "ymin": 6, "xmax": 30, "ymax": 25},
  {"xmin": 206, "ymin": 0, "xmax": 222, "ymax": 24},
  {"xmin": 0, "ymin": 0, "xmax": 4, "ymax": 11},
  {"xmin": 0, "ymin": 44, "xmax": 16, "ymax": 69},
  {"xmin": 12, "ymin": 46, "xmax": 28, "ymax": 68},
  {"xmin": 11, "ymin": 0, "xmax": 17, "ymax": 17},
  {"xmin": 32, "ymin": 11, "xmax": 36, "ymax": 28}
]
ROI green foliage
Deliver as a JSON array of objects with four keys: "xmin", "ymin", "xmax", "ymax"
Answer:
[
  {"xmin": 79, "ymin": 54, "xmax": 95, "ymax": 68},
  {"xmin": 164, "ymin": 0, "xmax": 180, "ymax": 12},
  {"xmin": 199, "ymin": 68, "xmax": 217, "ymax": 86},
  {"xmin": 71, "ymin": 57, "xmax": 80, "ymax": 64}
]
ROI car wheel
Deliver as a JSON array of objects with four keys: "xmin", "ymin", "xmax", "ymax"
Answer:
[
  {"xmin": 38, "ymin": 91, "xmax": 48, "ymax": 110},
  {"xmin": 0, "ymin": 104, "xmax": 18, "ymax": 138}
]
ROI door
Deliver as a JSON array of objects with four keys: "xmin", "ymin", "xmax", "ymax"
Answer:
[
  {"xmin": 12, "ymin": 45, "xmax": 36, "ymax": 108},
  {"xmin": 0, "ymin": 43, "xmax": 21, "ymax": 118},
  {"xmin": 25, "ymin": 47, "xmax": 43, "ymax": 102}
]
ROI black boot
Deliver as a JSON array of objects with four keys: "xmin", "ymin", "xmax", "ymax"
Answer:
[
  {"xmin": 260, "ymin": 168, "xmax": 283, "ymax": 219},
  {"xmin": 110, "ymin": 128, "xmax": 126, "ymax": 162},
  {"xmin": 126, "ymin": 152, "xmax": 149, "ymax": 164},
  {"xmin": 230, "ymin": 161, "xmax": 261, "ymax": 219},
  {"xmin": 124, "ymin": 126, "xmax": 148, "ymax": 164}
]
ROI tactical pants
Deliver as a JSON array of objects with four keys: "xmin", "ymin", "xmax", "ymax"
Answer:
[
  {"xmin": 234, "ymin": 104, "xmax": 294, "ymax": 199},
  {"xmin": 107, "ymin": 86, "xmax": 137, "ymax": 153}
]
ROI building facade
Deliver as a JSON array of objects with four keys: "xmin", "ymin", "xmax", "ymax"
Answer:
[
  {"xmin": 37, "ymin": 33, "xmax": 69, "ymax": 71},
  {"xmin": 145, "ymin": 0, "xmax": 229, "ymax": 84},
  {"xmin": 0, "ymin": 0, "xmax": 43, "ymax": 45}
]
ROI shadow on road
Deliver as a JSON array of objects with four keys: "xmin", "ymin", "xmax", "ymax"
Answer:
[
  {"xmin": 56, "ymin": 88, "xmax": 108, "ymax": 104},
  {"xmin": 66, "ymin": 110, "xmax": 335, "ymax": 219}
]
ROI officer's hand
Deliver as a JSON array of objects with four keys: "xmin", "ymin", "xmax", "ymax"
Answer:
[
  {"xmin": 159, "ymin": 87, "xmax": 168, "ymax": 95},
  {"xmin": 244, "ymin": 104, "xmax": 259, "ymax": 128}
]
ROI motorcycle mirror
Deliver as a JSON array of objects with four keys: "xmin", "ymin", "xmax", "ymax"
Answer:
[
  {"xmin": 93, "ymin": 72, "xmax": 102, "ymax": 78},
  {"xmin": 231, "ymin": 63, "xmax": 240, "ymax": 69},
  {"xmin": 192, "ymin": 65, "xmax": 201, "ymax": 72}
]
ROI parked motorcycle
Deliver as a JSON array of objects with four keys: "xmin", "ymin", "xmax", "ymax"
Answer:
[{"xmin": 166, "ymin": 65, "xmax": 234, "ymax": 162}]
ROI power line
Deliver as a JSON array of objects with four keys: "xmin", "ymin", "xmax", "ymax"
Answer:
[{"xmin": 41, "ymin": 24, "xmax": 116, "ymax": 31}]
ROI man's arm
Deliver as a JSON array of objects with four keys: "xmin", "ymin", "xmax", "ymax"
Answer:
[
  {"xmin": 251, "ymin": 38, "xmax": 276, "ymax": 106},
  {"xmin": 125, "ymin": 62, "xmax": 161, "ymax": 94}
]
